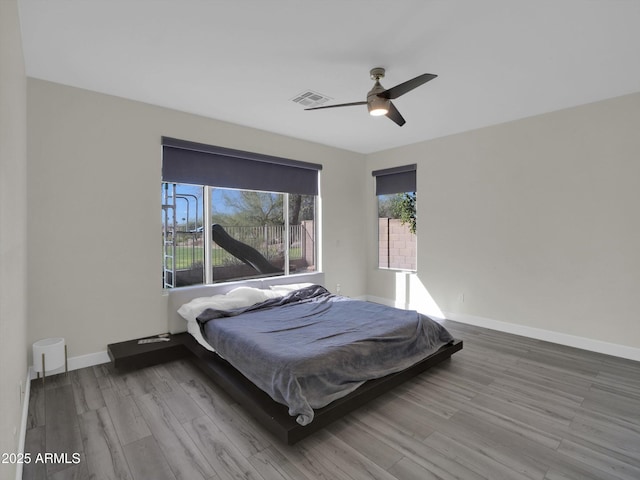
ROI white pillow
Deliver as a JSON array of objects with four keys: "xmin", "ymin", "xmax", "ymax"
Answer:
[
  {"xmin": 177, "ymin": 286, "xmax": 280, "ymax": 324},
  {"xmin": 269, "ymin": 282, "xmax": 314, "ymax": 295}
]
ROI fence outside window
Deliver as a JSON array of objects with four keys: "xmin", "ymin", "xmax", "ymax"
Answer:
[{"xmin": 164, "ymin": 222, "xmax": 315, "ymax": 286}]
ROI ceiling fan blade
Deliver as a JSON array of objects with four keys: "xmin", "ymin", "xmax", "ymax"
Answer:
[
  {"xmin": 386, "ymin": 102, "xmax": 406, "ymax": 126},
  {"xmin": 379, "ymin": 73, "xmax": 437, "ymax": 100},
  {"xmin": 305, "ymin": 101, "xmax": 367, "ymax": 111}
]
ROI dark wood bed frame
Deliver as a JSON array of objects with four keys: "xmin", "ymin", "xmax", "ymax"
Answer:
[{"xmin": 109, "ymin": 332, "xmax": 462, "ymax": 444}]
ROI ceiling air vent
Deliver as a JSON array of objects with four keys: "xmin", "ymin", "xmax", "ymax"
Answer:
[{"xmin": 291, "ymin": 90, "xmax": 332, "ymax": 108}]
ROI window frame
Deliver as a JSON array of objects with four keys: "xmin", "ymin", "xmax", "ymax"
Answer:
[
  {"xmin": 161, "ymin": 138, "xmax": 321, "ymax": 288},
  {"xmin": 372, "ymin": 164, "xmax": 417, "ymax": 272}
]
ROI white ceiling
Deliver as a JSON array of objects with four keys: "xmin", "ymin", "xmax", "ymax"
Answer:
[{"xmin": 18, "ymin": 0, "xmax": 640, "ymax": 154}]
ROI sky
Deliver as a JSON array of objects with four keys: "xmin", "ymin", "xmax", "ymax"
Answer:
[{"xmin": 164, "ymin": 185, "xmax": 252, "ymax": 227}]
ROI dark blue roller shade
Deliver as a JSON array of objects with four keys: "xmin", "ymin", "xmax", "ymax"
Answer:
[
  {"xmin": 372, "ymin": 164, "xmax": 416, "ymax": 195},
  {"xmin": 162, "ymin": 137, "xmax": 321, "ymax": 195}
]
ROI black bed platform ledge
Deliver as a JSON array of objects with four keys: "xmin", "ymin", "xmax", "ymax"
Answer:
[{"xmin": 107, "ymin": 334, "xmax": 463, "ymax": 445}]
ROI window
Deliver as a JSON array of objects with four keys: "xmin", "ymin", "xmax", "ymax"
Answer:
[
  {"xmin": 162, "ymin": 183, "xmax": 204, "ymax": 287},
  {"xmin": 372, "ymin": 165, "xmax": 416, "ymax": 271},
  {"xmin": 162, "ymin": 138, "xmax": 320, "ymax": 287}
]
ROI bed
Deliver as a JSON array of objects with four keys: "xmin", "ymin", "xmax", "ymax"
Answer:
[{"xmin": 166, "ymin": 273, "xmax": 462, "ymax": 444}]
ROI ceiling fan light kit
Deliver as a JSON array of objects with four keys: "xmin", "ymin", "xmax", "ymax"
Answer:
[
  {"xmin": 305, "ymin": 67, "xmax": 437, "ymax": 126},
  {"xmin": 368, "ymin": 97, "xmax": 390, "ymax": 116}
]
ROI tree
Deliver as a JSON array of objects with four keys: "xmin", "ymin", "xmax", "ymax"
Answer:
[
  {"xmin": 221, "ymin": 191, "xmax": 283, "ymax": 225},
  {"xmin": 289, "ymin": 194, "xmax": 315, "ymax": 225},
  {"xmin": 393, "ymin": 192, "xmax": 416, "ymax": 234},
  {"xmin": 290, "ymin": 194, "xmax": 302, "ymax": 226},
  {"xmin": 379, "ymin": 192, "xmax": 416, "ymax": 234}
]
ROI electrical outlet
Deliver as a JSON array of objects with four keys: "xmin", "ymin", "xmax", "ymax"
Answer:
[
  {"xmin": 458, "ymin": 292, "xmax": 465, "ymax": 303},
  {"xmin": 336, "ymin": 283, "xmax": 341, "ymax": 294}
]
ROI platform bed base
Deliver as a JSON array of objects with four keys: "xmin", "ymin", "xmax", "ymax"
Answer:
[{"xmin": 180, "ymin": 334, "xmax": 463, "ymax": 445}]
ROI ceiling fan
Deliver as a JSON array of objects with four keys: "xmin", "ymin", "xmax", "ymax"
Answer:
[{"xmin": 305, "ymin": 67, "xmax": 437, "ymax": 126}]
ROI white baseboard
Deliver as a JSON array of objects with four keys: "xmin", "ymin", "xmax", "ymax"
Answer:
[
  {"xmin": 365, "ymin": 295, "xmax": 640, "ymax": 362},
  {"xmin": 28, "ymin": 350, "xmax": 110, "ymax": 380},
  {"xmin": 444, "ymin": 311, "xmax": 640, "ymax": 362}
]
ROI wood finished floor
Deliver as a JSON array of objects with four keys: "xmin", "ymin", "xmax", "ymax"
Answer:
[{"xmin": 23, "ymin": 320, "xmax": 640, "ymax": 480}]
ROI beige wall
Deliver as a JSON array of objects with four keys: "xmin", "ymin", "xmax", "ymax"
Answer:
[
  {"xmin": 27, "ymin": 79, "xmax": 367, "ymax": 357},
  {"xmin": 367, "ymin": 93, "xmax": 640, "ymax": 351},
  {"xmin": 23, "ymin": 68, "xmax": 640, "ymax": 366},
  {"xmin": 0, "ymin": 0, "xmax": 29, "ymax": 477}
]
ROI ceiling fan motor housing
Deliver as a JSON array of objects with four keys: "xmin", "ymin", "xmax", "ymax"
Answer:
[{"xmin": 367, "ymin": 69, "xmax": 389, "ymax": 115}]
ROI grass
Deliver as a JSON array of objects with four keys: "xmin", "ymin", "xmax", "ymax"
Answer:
[{"xmin": 167, "ymin": 245, "xmax": 303, "ymax": 270}]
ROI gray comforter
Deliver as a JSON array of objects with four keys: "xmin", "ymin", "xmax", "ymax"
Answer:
[{"xmin": 197, "ymin": 285, "xmax": 454, "ymax": 425}]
